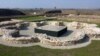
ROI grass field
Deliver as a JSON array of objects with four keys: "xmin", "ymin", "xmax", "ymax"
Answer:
[
  {"xmin": 0, "ymin": 16, "xmax": 99, "ymax": 56},
  {"xmin": 0, "ymin": 40, "xmax": 100, "ymax": 56},
  {"xmin": 17, "ymin": 16, "xmax": 46, "ymax": 21}
]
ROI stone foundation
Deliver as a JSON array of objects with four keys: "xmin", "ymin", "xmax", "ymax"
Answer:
[{"xmin": 0, "ymin": 21, "xmax": 100, "ymax": 48}]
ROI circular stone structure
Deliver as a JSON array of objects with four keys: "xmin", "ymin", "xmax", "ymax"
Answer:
[{"xmin": 0, "ymin": 21, "xmax": 100, "ymax": 49}]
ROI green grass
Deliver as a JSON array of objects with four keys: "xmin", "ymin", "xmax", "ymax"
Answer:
[
  {"xmin": 17, "ymin": 16, "xmax": 45, "ymax": 21},
  {"xmin": 97, "ymin": 24, "xmax": 100, "ymax": 28},
  {"xmin": 0, "ymin": 40, "xmax": 100, "ymax": 56}
]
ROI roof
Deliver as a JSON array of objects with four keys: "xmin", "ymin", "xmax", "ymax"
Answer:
[
  {"xmin": 36, "ymin": 25, "xmax": 67, "ymax": 31},
  {"xmin": 45, "ymin": 10, "xmax": 62, "ymax": 14},
  {"xmin": 0, "ymin": 9, "xmax": 25, "ymax": 16}
]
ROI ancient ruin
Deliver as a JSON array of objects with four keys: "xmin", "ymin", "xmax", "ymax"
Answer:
[{"xmin": 0, "ymin": 20, "xmax": 100, "ymax": 49}]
